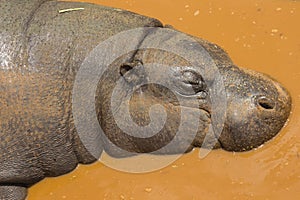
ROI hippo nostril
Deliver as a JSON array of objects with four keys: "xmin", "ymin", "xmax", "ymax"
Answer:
[{"xmin": 256, "ymin": 96, "xmax": 275, "ymax": 110}]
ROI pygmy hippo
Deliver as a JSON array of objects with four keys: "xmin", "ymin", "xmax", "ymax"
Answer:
[{"xmin": 0, "ymin": 0, "xmax": 291, "ymax": 199}]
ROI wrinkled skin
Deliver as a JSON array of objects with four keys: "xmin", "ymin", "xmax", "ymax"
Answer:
[{"xmin": 0, "ymin": 0, "xmax": 291, "ymax": 199}]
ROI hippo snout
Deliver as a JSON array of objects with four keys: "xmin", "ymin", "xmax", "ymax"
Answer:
[{"xmin": 217, "ymin": 67, "xmax": 292, "ymax": 151}]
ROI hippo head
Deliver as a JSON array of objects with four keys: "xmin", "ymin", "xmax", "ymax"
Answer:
[
  {"xmin": 94, "ymin": 45, "xmax": 291, "ymax": 156},
  {"xmin": 95, "ymin": 59, "xmax": 290, "ymax": 157},
  {"xmin": 217, "ymin": 65, "xmax": 292, "ymax": 151}
]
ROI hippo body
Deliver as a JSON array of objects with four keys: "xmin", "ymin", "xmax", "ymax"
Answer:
[{"xmin": 0, "ymin": 1, "xmax": 291, "ymax": 199}]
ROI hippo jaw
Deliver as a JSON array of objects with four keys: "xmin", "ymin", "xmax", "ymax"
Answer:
[{"xmin": 217, "ymin": 66, "xmax": 292, "ymax": 151}]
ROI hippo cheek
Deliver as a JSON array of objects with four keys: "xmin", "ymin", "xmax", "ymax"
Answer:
[
  {"xmin": 100, "ymin": 85, "xmax": 184, "ymax": 155},
  {"xmin": 101, "ymin": 87, "xmax": 215, "ymax": 156},
  {"xmin": 126, "ymin": 94, "xmax": 213, "ymax": 154}
]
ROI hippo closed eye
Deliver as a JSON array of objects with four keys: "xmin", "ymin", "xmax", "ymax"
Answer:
[{"xmin": 0, "ymin": 0, "xmax": 291, "ymax": 199}]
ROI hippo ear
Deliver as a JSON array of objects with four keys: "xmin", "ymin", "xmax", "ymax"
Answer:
[
  {"xmin": 119, "ymin": 60, "xmax": 147, "ymax": 85},
  {"xmin": 120, "ymin": 63, "xmax": 133, "ymax": 76}
]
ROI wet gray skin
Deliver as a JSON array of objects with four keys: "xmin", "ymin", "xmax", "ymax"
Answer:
[{"xmin": 0, "ymin": 0, "xmax": 291, "ymax": 199}]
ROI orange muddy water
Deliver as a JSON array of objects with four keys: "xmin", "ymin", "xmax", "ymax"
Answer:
[{"xmin": 28, "ymin": 0, "xmax": 300, "ymax": 199}]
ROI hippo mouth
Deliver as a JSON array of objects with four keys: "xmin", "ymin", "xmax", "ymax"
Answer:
[{"xmin": 170, "ymin": 99, "xmax": 223, "ymax": 150}]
